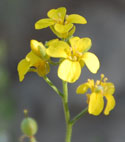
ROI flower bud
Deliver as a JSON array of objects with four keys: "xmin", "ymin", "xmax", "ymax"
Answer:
[
  {"xmin": 21, "ymin": 117, "xmax": 38, "ymax": 137},
  {"xmin": 30, "ymin": 39, "xmax": 49, "ymax": 60}
]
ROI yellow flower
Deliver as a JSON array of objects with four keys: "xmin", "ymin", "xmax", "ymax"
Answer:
[
  {"xmin": 76, "ymin": 74, "xmax": 116, "ymax": 116},
  {"xmin": 17, "ymin": 40, "xmax": 50, "ymax": 82},
  {"xmin": 46, "ymin": 37, "xmax": 100, "ymax": 83},
  {"xmin": 35, "ymin": 7, "xmax": 87, "ymax": 38}
]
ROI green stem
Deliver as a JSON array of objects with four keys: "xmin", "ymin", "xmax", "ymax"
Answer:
[
  {"xmin": 62, "ymin": 81, "xmax": 72, "ymax": 142},
  {"xmin": 70, "ymin": 107, "xmax": 88, "ymax": 125},
  {"xmin": 43, "ymin": 76, "xmax": 63, "ymax": 97},
  {"xmin": 65, "ymin": 123, "xmax": 73, "ymax": 142},
  {"xmin": 43, "ymin": 77, "xmax": 88, "ymax": 142}
]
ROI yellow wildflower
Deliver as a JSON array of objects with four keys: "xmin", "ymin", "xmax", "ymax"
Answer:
[
  {"xmin": 35, "ymin": 7, "xmax": 87, "ymax": 38},
  {"xmin": 76, "ymin": 74, "xmax": 116, "ymax": 115},
  {"xmin": 17, "ymin": 40, "xmax": 50, "ymax": 82},
  {"xmin": 46, "ymin": 37, "xmax": 100, "ymax": 83}
]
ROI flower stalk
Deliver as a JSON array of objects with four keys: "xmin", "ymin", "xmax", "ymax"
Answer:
[
  {"xmin": 62, "ymin": 81, "xmax": 72, "ymax": 142},
  {"xmin": 70, "ymin": 107, "xmax": 88, "ymax": 125},
  {"xmin": 43, "ymin": 76, "xmax": 63, "ymax": 97}
]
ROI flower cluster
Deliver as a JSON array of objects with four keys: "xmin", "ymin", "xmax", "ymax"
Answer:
[
  {"xmin": 17, "ymin": 7, "xmax": 116, "ymax": 116},
  {"xmin": 18, "ymin": 7, "xmax": 99, "ymax": 83}
]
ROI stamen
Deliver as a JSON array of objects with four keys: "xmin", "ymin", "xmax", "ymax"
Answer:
[
  {"xmin": 70, "ymin": 47, "xmax": 73, "ymax": 55},
  {"xmin": 96, "ymin": 80, "xmax": 100, "ymax": 85},
  {"xmin": 76, "ymin": 51, "xmax": 83, "ymax": 57},
  {"xmin": 58, "ymin": 18, "xmax": 63, "ymax": 24},
  {"xmin": 73, "ymin": 56, "xmax": 77, "ymax": 61},
  {"xmin": 101, "ymin": 74, "xmax": 105, "ymax": 80},
  {"xmin": 88, "ymin": 79, "xmax": 91, "ymax": 82},
  {"xmin": 104, "ymin": 77, "xmax": 108, "ymax": 82}
]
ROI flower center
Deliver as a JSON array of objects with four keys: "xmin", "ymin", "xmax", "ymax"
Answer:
[
  {"xmin": 68, "ymin": 47, "xmax": 83, "ymax": 61},
  {"xmin": 95, "ymin": 85, "xmax": 104, "ymax": 93}
]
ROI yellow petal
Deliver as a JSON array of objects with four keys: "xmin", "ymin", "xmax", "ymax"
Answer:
[
  {"xmin": 54, "ymin": 23, "xmax": 73, "ymax": 33},
  {"xmin": 104, "ymin": 94, "xmax": 116, "ymax": 115},
  {"xmin": 67, "ymin": 25, "xmax": 76, "ymax": 37},
  {"xmin": 30, "ymin": 40, "xmax": 47, "ymax": 58},
  {"xmin": 26, "ymin": 51, "xmax": 41, "ymax": 66},
  {"xmin": 35, "ymin": 61, "xmax": 50, "ymax": 77},
  {"xmin": 56, "ymin": 7, "xmax": 66, "ymax": 22},
  {"xmin": 47, "ymin": 9, "xmax": 58, "ymax": 19},
  {"xmin": 50, "ymin": 25, "xmax": 76, "ymax": 39},
  {"xmin": 76, "ymin": 83, "xmax": 89, "ymax": 94},
  {"xmin": 50, "ymin": 26, "xmax": 64, "ymax": 38},
  {"xmin": 82, "ymin": 52, "xmax": 100, "ymax": 74},
  {"xmin": 66, "ymin": 14, "xmax": 87, "ymax": 24},
  {"xmin": 78, "ymin": 38, "xmax": 92, "ymax": 52},
  {"xmin": 35, "ymin": 18, "xmax": 55, "ymax": 30},
  {"xmin": 47, "ymin": 7, "xmax": 66, "ymax": 22},
  {"xmin": 86, "ymin": 94, "xmax": 90, "ymax": 104},
  {"xmin": 46, "ymin": 41, "xmax": 70, "ymax": 58},
  {"xmin": 70, "ymin": 37, "xmax": 92, "ymax": 53},
  {"xmin": 79, "ymin": 59, "xmax": 85, "ymax": 68},
  {"xmin": 31, "ymin": 40, "xmax": 49, "ymax": 60},
  {"xmin": 58, "ymin": 59, "xmax": 81, "ymax": 83},
  {"xmin": 87, "ymin": 79, "xmax": 95, "ymax": 90},
  {"xmin": 31, "ymin": 40, "xmax": 42, "ymax": 57},
  {"xmin": 102, "ymin": 82, "xmax": 115, "ymax": 95},
  {"xmin": 69, "ymin": 37, "xmax": 80, "ymax": 49},
  {"xmin": 17, "ymin": 59, "xmax": 30, "ymax": 82},
  {"xmin": 88, "ymin": 93, "xmax": 104, "ymax": 116},
  {"xmin": 45, "ymin": 39, "xmax": 59, "ymax": 47}
]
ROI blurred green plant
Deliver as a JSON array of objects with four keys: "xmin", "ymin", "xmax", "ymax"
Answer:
[{"xmin": 0, "ymin": 40, "xmax": 16, "ymax": 141}]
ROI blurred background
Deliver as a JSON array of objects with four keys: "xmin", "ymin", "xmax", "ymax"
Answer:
[{"xmin": 0, "ymin": 0, "xmax": 125, "ymax": 142}]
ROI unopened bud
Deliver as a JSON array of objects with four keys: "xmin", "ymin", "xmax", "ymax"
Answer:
[
  {"xmin": 30, "ymin": 39, "xmax": 49, "ymax": 60},
  {"xmin": 21, "ymin": 117, "xmax": 38, "ymax": 137}
]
